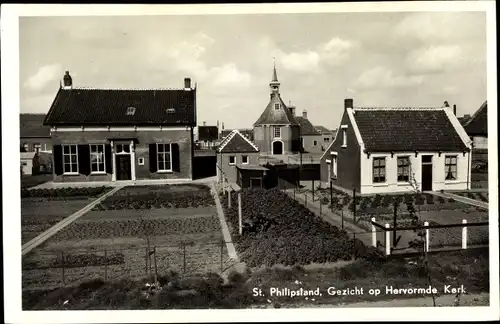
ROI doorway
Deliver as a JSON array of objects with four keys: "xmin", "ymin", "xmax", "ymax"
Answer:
[
  {"xmin": 250, "ymin": 177, "xmax": 263, "ymax": 189},
  {"xmin": 272, "ymin": 140, "xmax": 283, "ymax": 155},
  {"xmin": 116, "ymin": 155, "xmax": 132, "ymax": 180},
  {"xmin": 421, "ymin": 155, "xmax": 433, "ymax": 191}
]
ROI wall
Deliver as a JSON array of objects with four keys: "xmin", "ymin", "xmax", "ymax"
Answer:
[
  {"xmin": 20, "ymin": 138, "xmax": 52, "ymax": 153},
  {"xmin": 359, "ymin": 151, "xmax": 471, "ymax": 194},
  {"xmin": 320, "ymin": 110, "xmax": 361, "ymax": 191},
  {"xmin": 50, "ymin": 128, "xmax": 193, "ymax": 182},
  {"xmin": 253, "ymin": 125, "xmax": 298, "ymax": 155},
  {"xmin": 472, "ymin": 136, "xmax": 488, "ymax": 150},
  {"xmin": 301, "ymin": 134, "xmax": 324, "ymax": 154},
  {"xmin": 217, "ymin": 151, "xmax": 259, "ymax": 184},
  {"xmin": 21, "ymin": 158, "xmax": 33, "ymax": 175}
]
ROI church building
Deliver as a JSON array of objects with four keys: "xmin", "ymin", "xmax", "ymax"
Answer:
[{"xmin": 252, "ymin": 64, "xmax": 301, "ymax": 155}]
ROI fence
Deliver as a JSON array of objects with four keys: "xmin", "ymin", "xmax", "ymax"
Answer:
[
  {"xmin": 281, "ymin": 183, "xmax": 490, "ymax": 257},
  {"xmin": 22, "ymin": 240, "xmax": 237, "ymax": 289}
]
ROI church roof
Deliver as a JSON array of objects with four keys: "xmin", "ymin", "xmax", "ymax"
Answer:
[{"xmin": 253, "ymin": 95, "xmax": 299, "ymax": 126}]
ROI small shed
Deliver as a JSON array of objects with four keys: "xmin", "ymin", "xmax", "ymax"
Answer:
[
  {"xmin": 20, "ymin": 152, "xmax": 38, "ymax": 175},
  {"xmin": 236, "ymin": 165, "xmax": 269, "ymax": 189}
]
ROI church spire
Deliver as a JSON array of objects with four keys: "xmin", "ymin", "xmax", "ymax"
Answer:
[{"xmin": 269, "ymin": 58, "xmax": 280, "ymax": 96}]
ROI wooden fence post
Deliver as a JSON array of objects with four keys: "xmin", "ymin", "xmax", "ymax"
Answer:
[
  {"xmin": 385, "ymin": 224, "xmax": 390, "ymax": 256},
  {"xmin": 228, "ymin": 189, "xmax": 232, "ymax": 208},
  {"xmin": 462, "ymin": 219, "xmax": 467, "ymax": 249},
  {"xmin": 220, "ymin": 239, "xmax": 224, "ymax": 273},
  {"xmin": 305, "ymin": 192, "xmax": 308, "ymax": 207},
  {"xmin": 145, "ymin": 247, "xmax": 149, "ymax": 277},
  {"xmin": 104, "ymin": 249, "xmax": 108, "ymax": 280},
  {"xmin": 153, "ymin": 246, "xmax": 158, "ymax": 285},
  {"xmin": 238, "ymin": 193, "xmax": 243, "ymax": 235},
  {"xmin": 61, "ymin": 251, "xmax": 65, "ymax": 285},
  {"xmin": 371, "ymin": 217, "xmax": 376, "ymax": 247},
  {"xmin": 424, "ymin": 221, "xmax": 430, "ymax": 252}
]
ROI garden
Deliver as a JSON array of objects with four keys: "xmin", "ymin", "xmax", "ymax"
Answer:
[
  {"xmin": 451, "ymin": 191, "xmax": 489, "ymax": 203},
  {"xmin": 220, "ymin": 188, "xmax": 382, "ymax": 268},
  {"xmin": 22, "ymin": 184, "xmax": 231, "ymax": 290},
  {"xmin": 21, "ymin": 187, "xmax": 112, "ymax": 244}
]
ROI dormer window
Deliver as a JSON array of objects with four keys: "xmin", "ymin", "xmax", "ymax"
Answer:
[
  {"xmin": 126, "ymin": 107, "xmax": 136, "ymax": 116},
  {"xmin": 274, "ymin": 103, "xmax": 280, "ymax": 110},
  {"xmin": 341, "ymin": 125, "xmax": 348, "ymax": 148}
]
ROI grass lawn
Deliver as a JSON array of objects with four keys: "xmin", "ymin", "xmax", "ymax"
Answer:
[
  {"xmin": 22, "ymin": 184, "xmax": 231, "ymax": 290},
  {"xmin": 21, "ymin": 198, "xmax": 96, "ymax": 244},
  {"xmin": 21, "ymin": 174, "xmax": 52, "ymax": 189},
  {"xmin": 22, "ymin": 248, "xmax": 489, "ymax": 309}
]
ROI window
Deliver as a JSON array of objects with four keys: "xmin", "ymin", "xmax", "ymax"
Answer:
[
  {"xmin": 138, "ymin": 157, "xmax": 145, "ymax": 165},
  {"xmin": 332, "ymin": 155, "xmax": 338, "ymax": 179},
  {"xmin": 342, "ymin": 129, "xmax": 347, "ymax": 147},
  {"xmin": 116, "ymin": 144, "xmax": 130, "ymax": 154},
  {"xmin": 274, "ymin": 103, "xmax": 280, "ymax": 110},
  {"xmin": 324, "ymin": 137, "xmax": 330, "ymax": 142},
  {"xmin": 242, "ymin": 155, "xmax": 249, "ymax": 164},
  {"xmin": 373, "ymin": 157, "xmax": 386, "ymax": 183},
  {"xmin": 313, "ymin": 140, "xmax": 318, "ymax": 146},
  {"xmin": 274, "ymin": 126, "xmax": 281, "ymax": 138},
  {"xmin": 90, "ymin": 144, "xmax": 105, "ymax": 173},
  {"xmin": 34, "ymin": 143, "xmax": 41, "ymax": 153},
  {"xmin": 397, "ymin": 156, "xmax": 410, "ymax": 182},
  {"xmin": 229, "ymin": 156, "xmax": 236, "ymax": 165},
  {"xmin": 62, "ymin": 144, "xmax": 78, "ymax": 174},
  {"xmin": 126, "ymin": 106, "xmax": 136, "ymax": 115},
  {"xmin": 445, "ymin": 155, "xmax": 457, "ymax": 180},
  {"xmin": 157, "ymin": 143, "xmax": 172, "ymax": 171}
]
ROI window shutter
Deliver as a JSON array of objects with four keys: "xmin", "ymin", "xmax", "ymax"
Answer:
[
  {"xmin": 149, "ymin": 144, "xmax": 157, "ymax": 173},
  {"xmin": 78, "ymin": 145, "xmax": 91, "ymax": 175},
  {"xmin": 53, "ymin": 145, "xmax": 63, "ymax": 175},
  {"xmin": 105, "ymin": 144, "xmax": 112, "ymax": 173},
  {"xmin": 172, "ymin": 143, "xmax": 180, "ymax": 172}
]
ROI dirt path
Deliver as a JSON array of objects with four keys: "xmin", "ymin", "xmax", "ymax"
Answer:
[{"xmin": 22, "ymin": 186, "xmax": 123, "ymax": 255}]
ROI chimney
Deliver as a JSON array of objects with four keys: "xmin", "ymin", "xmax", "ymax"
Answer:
[
  {"xmin": 302, "ymin": 110, "xmax": 308, "ymax": 119},
  {"xmin": 222, "ymin": 122, "xmax": 225, "ymax": 130},
  {"xmin": 453, "ymin": 104, "xmax": 457, "ymax": 115},
  {"xmin": 344, "ymin": 98, "xmax": 353, "ymax": 110},
  {"xmin": 62, "ymin": 71, "xmax": 72, "ymax": 89},
  {"xmin": 184, "ymin": 78, "xmax": 191, "ymax": 90},
  {"xmin": 203, "ymin": 121, "xmax": 206, "ymax": 126},
  {"xmin": 443, "ymin": 101, "xmax": 450, "ymax": 108},
  {"xmin": 288, "ymin": 101, "xmax": 296, "ymax": 116}
]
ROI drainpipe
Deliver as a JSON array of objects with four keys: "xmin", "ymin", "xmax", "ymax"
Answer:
[{"xmin": 467, "ymin": 145, "xmax": 472, "ymax": 190}]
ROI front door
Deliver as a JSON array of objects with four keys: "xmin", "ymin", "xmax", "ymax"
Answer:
[
  {"xmin": 421, "ymin": 155, "xmax": 433, "ymax": 191},
  {"xmin": 250, "ymin": 177, "xmax": 262, "ymax": 189},
  {"xmin": 116, "ymin": 155, "xmax": 131, "ymax": 180}
]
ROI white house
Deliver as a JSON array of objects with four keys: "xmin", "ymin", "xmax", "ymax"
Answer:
[
  {"xmin": 320, "ymin": 99, "xmax": 473, "ymax": 195},
  {"xmin": 20, "ymin": 152, "xmax": 37, "ymax": 175}
]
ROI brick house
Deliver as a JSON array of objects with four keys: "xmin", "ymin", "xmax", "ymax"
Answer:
[
  {"xmin": 294, "ymin": 110, "xmax": 323, "ymax": 154},
  {"xmin": 253, "ymin": 64, "xmax": 300, "ymax": 155},
  {"xmin": 320, "ymin": 99, "xmax": 472, "ymax": 194},
  {"xmin": 43, "ymin": 71, "xmax": 196, "ymax": 183},
  {"xmin": 216, "ymin": 129, "xmax": 262, "ymax": 187},
  {"xmin": 20, "ymin": 113, "xmax": 52, "ymax": 153}
]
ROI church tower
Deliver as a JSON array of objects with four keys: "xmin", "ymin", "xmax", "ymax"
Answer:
[{"xmin": 252, "ymin": 60, "xmax": 300, "ymax": 155}]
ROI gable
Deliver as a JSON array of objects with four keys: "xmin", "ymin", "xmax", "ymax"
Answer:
[
  {"xmin": 218, "ymin": 130, "xmax": 259, "ymax": 153},
  {"xmin": 253, "ymin": 95, "xmax": 299, "ymax": 126},
  {"xmin": 353, "ymin": 109, "xmax": 468, "ymax": 152},
  {"xmin": 44, "ymin": 88, "xmax": 196, "ymax": 126}
]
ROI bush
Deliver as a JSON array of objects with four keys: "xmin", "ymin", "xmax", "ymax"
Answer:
[
  {"xmin": 381, "ymin": 195, "xmax": 393, "ymax": 207},
  {"xmin": 425, "ymin": 194, "xmax": 435, "ymax": 204},
  {"xmin": 438, "ymin": 196, "xmax": 446, "ymax": 203},
  {"xmin": 415, "ymin": 194, "xmax": 425, "ymax": 205}
]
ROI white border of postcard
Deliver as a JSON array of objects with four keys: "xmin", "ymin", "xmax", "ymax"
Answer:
[{"xmin": 2, "ymin": 2, "xmax": 498, "ymax": 322}]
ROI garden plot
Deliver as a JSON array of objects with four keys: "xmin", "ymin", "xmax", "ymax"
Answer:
[
  {"xmin": 21, "ymin": 187, "xmax": 111, "ymax": 244},
  {"xmin": 453, "ymin": 191, "xmax": 489, "ymax": 203},
  {"xmin": 22, "ymin": 184, "xmax": 231, "ymax": 290},
  {"xmin": 220, "ymin": 188, "xmax": 381, "ymax": 268}
]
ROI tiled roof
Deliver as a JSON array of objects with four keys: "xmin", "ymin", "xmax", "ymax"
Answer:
[
  {"xmin": 464, "ymin": 101, "xmax": 487, "ymax": 136},
  {"xmin": 253, "ymin": 95, "xmax": 299, "ymax": 126},
  {"xmin": 314, "ymin": 125, "xmax": 334, "ymax": 135},
  {"xmin": 218, "ymin": 130, "xmax": 259, "ymax": 153},
  {"xmin": 20, "ymin": 114, "xmax": 51, "ymax": 138},
  {"xmin": 44, "ymin": 88, "xmax": 196, "ymax": 126},
  {"xmin": 295, "ymin": 116, "xmax": 321, "ymax": 135},
  {"xmin": 353, "ymin": 108, "xmax": 468, "ymax": 152}
]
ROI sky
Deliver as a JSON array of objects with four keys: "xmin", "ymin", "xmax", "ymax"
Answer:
[{"xmin": 19, "ymin": 11, "xmax": 487, "ymax": 130}]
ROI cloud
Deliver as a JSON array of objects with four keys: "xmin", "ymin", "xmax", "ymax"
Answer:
[
  {"xmin": 321, "ymin": 37, "xmax": 355, "ymax": 65},
  {"xmin": 210, "ymin": 63, "xmax": 252, "ymax": 87},
  {"xmin": 281, "ymin": 51, "xmax": 321, "ymax": 73},
  {"xmin": 24, "ymin": 64, "xmax": 62, "ymax": 92},
  {"xmin": 406, "ymin": 45, "xmax": 465, "ymax": 75},
  {"xmin": 353, "ymin": 66, "xmax": 424, "ymax": 91}
]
